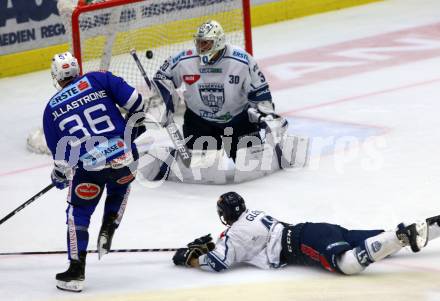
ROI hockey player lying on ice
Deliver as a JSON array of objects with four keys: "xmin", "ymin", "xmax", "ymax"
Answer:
[
  {"xmin": 173, "ymin": 192, "xmax": 440, "ymax": 274},
  {"xmin": 138, "ymin": 20, "xmax": 310, "ymax": 184}
]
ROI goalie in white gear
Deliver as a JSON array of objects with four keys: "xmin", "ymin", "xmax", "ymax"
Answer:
[
  {"xmin": 140, "ymin": 20, "xmax": 309, "ymax": 184},
  {"xmin": 173, "ymin": 192, "xmax": 440, "ymax": 274}
]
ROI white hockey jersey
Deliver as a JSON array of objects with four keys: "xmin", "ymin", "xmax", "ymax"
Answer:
[
  {"xmin": 198, "ymin": 209, "xmax": 285, "ymax": 272},
  {"xmin": 154, "ymin": 44, "xmax": 272, "ymax": 123}
]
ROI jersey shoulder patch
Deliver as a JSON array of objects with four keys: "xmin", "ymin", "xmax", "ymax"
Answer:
[
  {"xmin": 223, "ymin": 45, "xmax": 250, "ymax": 65},
  {"xmin": 171, "ymin": 49, "xmax": 198, "ymax": 65},
  {"xmin": 231, "ymin": 49, "xmax": 249, "ymax": 62},
  {"xmin": 49, "ymin": 76, "xmax": 93, "ymax": 108}
]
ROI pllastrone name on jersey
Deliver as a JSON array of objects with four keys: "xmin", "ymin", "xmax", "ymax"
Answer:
[{"xmin": 52, "ymin": 90, "xmax": 107, "ymax": 121}]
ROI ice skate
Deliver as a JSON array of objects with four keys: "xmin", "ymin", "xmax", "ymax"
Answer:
[
  {"xmin": 396, "ymin": 221, "xmax": 428, "ymax": 252},
  {"xmin": 97, "ymin": 213, "xmax": 118, "ymax": 259},
  {"xmin": 56, "ymin": 252, "xmax": 86, "ymax": 292}
]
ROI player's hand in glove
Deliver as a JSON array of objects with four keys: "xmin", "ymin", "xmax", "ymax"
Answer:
[
  {"xmin": 50, "ymin": 162, "xmax": 72, "ymax": 190},
  {"xmin": 187, "ymin": 234, "xmax": 216, "ymax": 254},
  {"xmin": 173, "ymin": 234, "xmax": 216, "ymax": 267},
  {"xmin": 172, "ymin": 248, "xmax": 202, "ymax": 267}
]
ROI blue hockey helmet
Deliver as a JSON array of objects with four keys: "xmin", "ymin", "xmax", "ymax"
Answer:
[{"xmin": 217, "ymin": 192, "xmax": 246, "ymax": 226}]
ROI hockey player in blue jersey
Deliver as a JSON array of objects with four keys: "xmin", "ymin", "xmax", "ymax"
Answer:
[
  {"xmin": 173, "ymin": 192, "xmax": 440, "ymax": 274},
  {"xmin": 43, "ymin": 52, "xmax": 146, "ymax": 292}
]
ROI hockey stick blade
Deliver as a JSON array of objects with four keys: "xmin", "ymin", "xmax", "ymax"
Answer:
[
  {"xmin": 0, "ymin": 183, "xmax": 55, "ymax": 226},
  {"xmin": 0, "ymin": 248, "xmax": 178, "ymax": 256}
]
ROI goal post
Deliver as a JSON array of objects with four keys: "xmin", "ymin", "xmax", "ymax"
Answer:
[{"xmin": 69, "ymin": 0, "xmax": 253, "ymax": 87}]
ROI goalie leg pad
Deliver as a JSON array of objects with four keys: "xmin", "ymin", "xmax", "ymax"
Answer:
[
  {"xmin": 280, "ymin": 134, "xmax": 311, "ymax": 168},
  {"xmin": 137, "ymin": 147, "xmax": 175, "ymax": 182}
]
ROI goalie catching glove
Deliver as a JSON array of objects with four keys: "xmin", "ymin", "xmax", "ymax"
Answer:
[
  {"xmin": 172, "ymin": 234, "xmax": 216, "ymax": 266},
  {"xmin": 248, "ymin": 101, "xmax": 287, "ymax": 127},
  {"xmin": 248, "ymin": 101, "xmax": 288, "ymax": 142}
]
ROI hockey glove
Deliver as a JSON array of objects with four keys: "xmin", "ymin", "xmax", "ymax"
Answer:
[
  {"xmin": 50, "ymin": 162, "xmax": 71, "ymax": 190},
  {"xmin": 248, "ymin": 101, "xmax": 277, "ymax": 123},
  {"xmin": 187, "ymin": 234, "xmax": 216, "ymax": 254},
  {"xmin": 172, "ymin": 248, "xmax": 202, "ymax": 267}
]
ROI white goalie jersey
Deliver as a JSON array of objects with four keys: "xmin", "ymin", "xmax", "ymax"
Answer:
[
  {"xmin": 154, "ymin": 44, "xmax": 272, "ymax": 123},
  {"xmin": 197, "ymin": 209, "xmax": 285, "ymax": 271}
]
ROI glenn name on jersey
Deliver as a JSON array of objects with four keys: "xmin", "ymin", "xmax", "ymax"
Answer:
[
  {"xmin": 155, "ymin": 45, "xmax": 272, "ymax": 123},
  {"xmin": 198, "ymin": 209, "xmax": 284, "ymax": 271}
]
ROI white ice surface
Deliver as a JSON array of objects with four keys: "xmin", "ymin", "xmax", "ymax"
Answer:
[{"xmin": 1, "ymin": 1, "xmax": 440, "ymax": 300}]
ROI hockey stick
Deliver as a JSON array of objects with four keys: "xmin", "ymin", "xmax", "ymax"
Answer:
[
  {"xmin": 261, "ymin": 118, "xmax": 285, "ymax": 170},
  {"xmin": 0, "ymin": 183, "xmax": 55, "ymax": 226},
  {"xmin": 130, "ymin": 49, "xmax": 192, "ymax": 167},
  {"xmin": 0, "ymin": 248, "xmax": 178, "ymax": 256}
]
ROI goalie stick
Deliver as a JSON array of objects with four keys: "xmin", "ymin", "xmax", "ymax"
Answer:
[
  {"xmin": 0, "ymin": 183, "xmax": 55, "ymax": 226},
  {"xmin": 0, "ymin": 248, "xmax": 178, "ymax": 256},
  {"xmin": 130, "ymin": 49, "xmax": 192, "ymax": 167},
  {"xmin": 261, "ymin": 118, "xmax": 286, "ymax": 170}
]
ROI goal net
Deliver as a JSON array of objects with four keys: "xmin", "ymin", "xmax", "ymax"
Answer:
[{"xmin": 69, "ymin": 0, "xmax": 252, "ymax": 89}]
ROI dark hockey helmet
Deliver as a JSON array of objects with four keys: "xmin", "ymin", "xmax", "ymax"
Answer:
[{"xmin": 217, "ymin": 192, "xmax": 246, "ymax": 226}]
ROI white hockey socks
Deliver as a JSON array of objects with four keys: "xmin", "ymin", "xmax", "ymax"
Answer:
[
  {"xmin": 364, "ymin": 230, "xmax": 404, "ymax": 262},
  {"xmin": 337, "ymin": 230, "xmax": 403, "ymax": 275}
]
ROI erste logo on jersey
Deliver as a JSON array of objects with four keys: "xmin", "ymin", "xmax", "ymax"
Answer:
[
  {"xmin": 232, "ymin": 50, "xmax": 249, "ymax": 62},
  {"xmin": 183, "ymin": 74, "xmax": 200, "ymax": 85},
  {"xmin": 172, "ymin": 50, "xmax": 186, "ymax": 64},
  {"xmin": 49, "ymin": 77, "xmax": 92, "ymax": 108}
]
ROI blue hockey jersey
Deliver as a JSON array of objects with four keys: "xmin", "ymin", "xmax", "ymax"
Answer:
[{"xmin": 43, "ymin": 71, "xmax": 144, "ymax": 167}]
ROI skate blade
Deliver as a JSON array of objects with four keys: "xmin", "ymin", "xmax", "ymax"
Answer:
[
  {"xmin": 426, "ymin": 215, "xmax": 440, "ymax": 226},
  {"xmin": 56, "ymin": 280, "xmax": 84, "ymax": 292}
]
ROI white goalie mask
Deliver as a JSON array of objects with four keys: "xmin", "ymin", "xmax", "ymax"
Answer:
[
  {"xmin": 51, "ymin": 52, "xmax": 79, "ymax": 90},
  {"xmin": 194, "ymin": 20, "xmax": 226, "ymax": 65}
]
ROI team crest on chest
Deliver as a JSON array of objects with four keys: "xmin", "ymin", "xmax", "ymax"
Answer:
[
  {"xmin": 183, "ymin": 74, "xmax": 200, "ymax": 85},
  {"xmin": 198, "ymin": 83, "xmax": 225, "ymax": 113}
]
